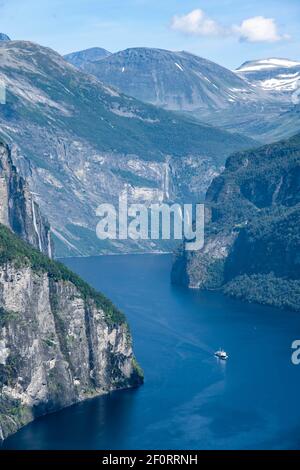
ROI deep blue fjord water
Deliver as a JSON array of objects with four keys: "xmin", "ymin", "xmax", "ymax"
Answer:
[{"xmin": 2, "ymin": 254, "xmax": 300, "ymax": 450}]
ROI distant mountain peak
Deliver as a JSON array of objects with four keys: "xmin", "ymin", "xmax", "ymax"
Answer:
[
  {"xmin": 236, "ymin": 57, "xmax": 300, "ymax": 93},
  {"xmin": 0, "ymin": 33, "xmax": 10, "ymax": 41},
  {"xmin": 64, "ymin": 47, "xmax": 111, "ymax": 69}
]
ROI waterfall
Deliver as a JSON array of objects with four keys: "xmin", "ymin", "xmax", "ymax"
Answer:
[{"xmin": 31, "ymin": 198, "xmax": 43, "ymax": 252}]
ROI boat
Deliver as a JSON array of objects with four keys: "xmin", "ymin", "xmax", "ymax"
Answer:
[{"xmin": 214, "ymin": 349, "xmax": 228, "ymax": 360}]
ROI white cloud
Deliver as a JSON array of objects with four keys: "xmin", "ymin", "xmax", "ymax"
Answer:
[
  {"xmin": 171, "ymin": 10, "xmax": 290, "ymax": 44},
  {"xmin": 233, "ymin": 16, "xmax": 289, "ymax": 43},
  {"xmin": 171, "ymin": 9, "xmax": 224, "ymax": 37}
]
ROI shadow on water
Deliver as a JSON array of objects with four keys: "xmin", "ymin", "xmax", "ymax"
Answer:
[{"xmin": 2, "ymin": 387, "xmax": 141, "ymax": 450}]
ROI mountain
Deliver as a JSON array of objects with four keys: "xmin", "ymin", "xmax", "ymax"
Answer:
[
  {"xmin": 81, "ymin": 47, "xmax": 269, "ymax": 112},
  {"xmin": 79, "ymin": 46, "xmax": 299, "ymax": 144},
  {"xmin": 0, "ymin": 141, "xmax": 52, "ymax": 256},
  {"xmin": 0, "ymin": 40, "xmax": 255, "ymax": 256},
  {"xmin": 64, "ymin": 47, "xmax": 111, "ymax": 69},
  {"xmin": 172, "ymin": 133, "xmax": 300, "ymax": 312},
  {"xmin": 236, "ymin": 58, "xmax": 300, "ymax": 93},
  {"xmin": 0, "ymin": 34, "xmax": 10, "ymax": 42},
  {"xmin": 194, "ymin": 57, "xmax": 300, "ymax": 144},
  {"xmin": 197, "ymin": 101, "xmax": 300, "ymax": 144}
]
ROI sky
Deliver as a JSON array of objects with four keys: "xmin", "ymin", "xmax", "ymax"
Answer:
[{"xmin": 0, "ymin": 0, "xmax": 299, "ymax": 69}]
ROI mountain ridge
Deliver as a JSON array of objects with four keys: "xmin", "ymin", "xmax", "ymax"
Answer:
[
  {"xmin": 64, "ymin": 47, "xmax": 111, "ymax": 69},
  {"xmin": 0, "ymin": 137, "xmax": 143, "ymax": 440},
  {"xmin": 0, "ymin": 34, "xmax": 10, "ymax": 42},
  {"xmin": 79, "ymin": 46, "xmax": 271, "ymax": 112},
  {"xmin": 67, "ymin": 45, "xmax": 299, "ymax": 143},
  {"xmin": 236, "ymin": 57, "xmax": 300, "ymax": 93}
]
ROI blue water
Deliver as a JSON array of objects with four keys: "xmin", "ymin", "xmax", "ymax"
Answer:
[{"xmin": 2, "ymin": 254, "xmax": 300, "ymax": 450}]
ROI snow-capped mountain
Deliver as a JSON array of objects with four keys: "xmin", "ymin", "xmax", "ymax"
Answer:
[
  {"xmin": 64, "ymin": 47, "xmax": 111, "ymax": 69},
  {"xmin": 236, "ymin": 58, "xmax": 300, "ymax": 92},
  {"xmin": 80, "ymin": 47, "xmax": 271, "ymax": 112},
  {"xmin": 63, "ymin": 45, "xmax": 300, "ymax": 143}
]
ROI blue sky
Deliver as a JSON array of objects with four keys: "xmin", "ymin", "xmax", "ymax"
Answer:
[{"xmin": 0, "ymin": 0, "xmax": 299, "ymax": 69}]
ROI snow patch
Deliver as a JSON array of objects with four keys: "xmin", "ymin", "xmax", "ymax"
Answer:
[{"xmin": 175, "ymin": 62, "xmax": 184, "ymax": 72}]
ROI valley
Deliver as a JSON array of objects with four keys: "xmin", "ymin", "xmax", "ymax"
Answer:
[{"xmin": 0, "ymin": 39, "xmax": 256, "ymax": 257}]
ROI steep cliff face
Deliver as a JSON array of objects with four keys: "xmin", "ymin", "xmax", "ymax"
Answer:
[
  {"xmin": 0, "ymin": 34, "xmax": 10, "ymax": 42},
  {"xmin": 0, "ymin": 142, "xmax": 52, "ymax": 257},
  {"xmin": 0, "ymin": 224, "xmax": 143, "ymax": 440},
  {"xmin": 172, "ymin": 133, "xmax": 300, "ymax": 312}
]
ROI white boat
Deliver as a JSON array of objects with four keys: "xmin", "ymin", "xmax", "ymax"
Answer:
[{"xmin": 214, "ymin": 349, "xmax": 228, "ymax": 360}]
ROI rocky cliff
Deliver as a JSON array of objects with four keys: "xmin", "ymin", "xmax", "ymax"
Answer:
[
  {"xmin": 172, "ymin": 133, "xmax": 300, "ymax": 312},
  {"xmin": 0, "ymin": 142, "xmax": 52, "ymax": 257},
  {"xmin": 0, "ymin": 139, "xmax": 142, "ymax": 440},
  {"xmin": 0, "ymin": 224, "xmax": 143, "ymax": 440}
]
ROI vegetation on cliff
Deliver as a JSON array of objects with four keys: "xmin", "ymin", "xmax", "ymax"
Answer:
[{"xmin": 0, "ymin": 223, "xmax": 125, "ymax": 325}]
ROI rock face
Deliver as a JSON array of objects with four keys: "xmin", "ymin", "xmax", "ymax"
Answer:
[
  {"xmin": 0, "ymin": 40, "xmax": 255, "ymax": 256},
  {"xmin": 0, "ymin": 224, "xmax": 143, "ymax": 440},
  {"xmin": 0, "ymin": 142, "xmax": 52, "ymax": 257},
  {"xmin": 172, "ymin": 132, "xmax": 300, "ymax": 312}
]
